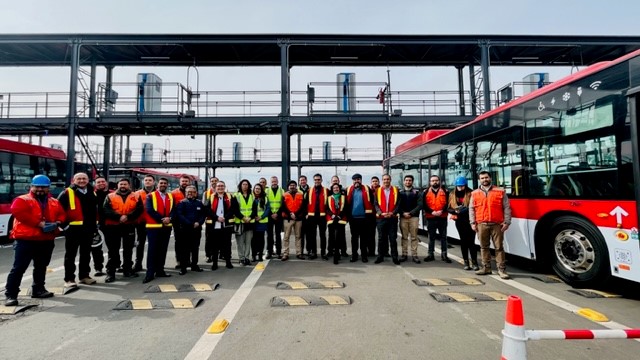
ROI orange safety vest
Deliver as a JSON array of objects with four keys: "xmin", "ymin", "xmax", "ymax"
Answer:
[
  {"xmin": 135, "ymin": 188, "xmax": 153, "ymax": 224},
  {"xmin": 307, "ymin": 186, "xmax": 328, "ymax": 216},
  {"xmin": 10, "ymin": 193, "xmax": 65, "ymax": 241},
  {"xmin": 171, "ymin": 188, "xmax": 186, "ymax": 203},
  {"xmin": 346, "ymin": 185, "xmax": 374, "ymax": 214},
  {"xmin": 145, "ymin": 191, "xmax": 174, "ymax": 228},
  {"xmin": 376, "ymin": 186, "xmax": 399, "ymax": 218},
  {"xmin": 105, "ymin": 192, "xmax": 140, "ymax": 226},
  {"xmin": 326, "ymin": 194, "xmax": 347, "ymax": 224},
  {"xmin": 424, "ymin": 188, "xmax": 448, "ymax": 219},
  {"xmin": 471, "ymin": 187, "xmax": 506, "ymax": 224},
  {"xmin": 283, "ymin": 191, "xmax": 304, "ymax": 217}
]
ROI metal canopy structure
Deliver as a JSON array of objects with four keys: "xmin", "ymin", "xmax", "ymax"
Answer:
[
  {"xmin": 3, "ymin": 33, "xmax": 640, "ymax": 183},
  {"xmin": 2, "ymin": 34, "xmax": 640, "ymax": 67}
]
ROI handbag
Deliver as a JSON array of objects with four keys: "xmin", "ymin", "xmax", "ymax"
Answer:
[{"xmin": 234, "ymin": 223, "xmax": 244, "ymax": 236}]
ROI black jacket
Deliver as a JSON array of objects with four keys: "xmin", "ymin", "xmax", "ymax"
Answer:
[
  {"xmin": 57, "ymin": 184, "xmax": 97, "ymax": 230},
  {"xmin": 175, "ymin": 198, "xmax": 207, "ymax": 228}
]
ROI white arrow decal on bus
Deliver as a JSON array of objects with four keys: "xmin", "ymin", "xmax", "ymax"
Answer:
[{"xmin": 609, "ymin": 206, "xmax": 629, "ymax": 224}]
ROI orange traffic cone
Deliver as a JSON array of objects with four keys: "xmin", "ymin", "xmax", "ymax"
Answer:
[{"xmin": 501, "ymin": 295, "xmax": 527, "ymax": 360}]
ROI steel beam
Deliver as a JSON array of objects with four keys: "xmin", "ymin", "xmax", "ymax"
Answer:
[
  {"xmin": 480, "ymin": 41, "xmax": 492, "ymax": 112},
  {"xmin": 456, "ymin": 65, "xmax": 465, "ymax": 116},
  {"xmin": 65, "ymin": 40, "xmax": 80, "ymax": 185}
]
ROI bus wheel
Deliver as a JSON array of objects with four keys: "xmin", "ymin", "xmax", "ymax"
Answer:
[{"xmin": 550, "ymin": 216, "xmax": 609, "ymax": 287}]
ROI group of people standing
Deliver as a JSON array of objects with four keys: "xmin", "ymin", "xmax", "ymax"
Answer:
[{"xmin": 3, "ymin": 169, "xmax": 511, "ymax": 307}]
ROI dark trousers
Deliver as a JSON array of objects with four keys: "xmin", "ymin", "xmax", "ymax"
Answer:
[
  {"xmin": 266, "ymin": 217, "xmax": 282, "ymax": 255},
  {"xmin": 146, "ymin": 227, "xmax": 171, "ymax": 278},
  {"xmin": 135, "ymin": 223, "xmax": 147, "ymax": 266},
  {"xmin": 327, "ymin": 222, "xmax": 346, "ymax": 260},
  {"xmin": 300, "ymin": 220, "xmax": 307, "ymax": 254},
  {"xmin": 252, "ymin": 230, "xmax": 266, "ymax": 257},
  {"xmin": 104, "ymin": 224, "xmax": 136, "ymax": 274},
  {"xmin": 306, "ymin": 216, "xmax": 327, "ymax": 255},
  {"xmin": 427, "ymin": 217, "xmax": 448, "ymax": 255},
  {"xmin": 211, "ymin": 227, "xmax": 232, "ymax": 261},
  {"xmin": 63, "ymin": 226, "xmax": 93, "ymax": 281},
  {"xmin": 205, "ymin": 224, "xmax": 214, "ymax": 258},
  {"xmin": 173, "ymin": 227, "xmax": 185, "ymax": 264},
  {"xmin": 365, "ymin": 214, "xmax": 377, "ymax": 256},
  {"xmin": 5, "ymin": 240, "xmax": 55, "ymax": 298},
  {"xmin": 377, "ymin": 217, "xmax": 399, "ymax": 257},
  {"xmin": 349, "ymin": 217, "xmax": 368, "ymax": 258},
  {"xmin": 456, "ymin": 220, "xmax": 477, "ymax": 262},
  {"xmin": 91, "ymin": 241, "xmax": 104, "ymax": 272},
  {"xmin": 177, "ymin": 225, "xmax": 202, "ymax": 269}
]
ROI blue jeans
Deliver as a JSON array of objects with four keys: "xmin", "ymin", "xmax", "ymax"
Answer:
[{"xmin": 4, "ymin": 239, "xmax": 55, "ymax": 298}]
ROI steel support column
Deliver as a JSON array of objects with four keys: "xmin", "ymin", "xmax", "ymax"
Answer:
[
  {"xmin": 456, "ymin": 65, "xmax": 465, "ymax": 116},
  {"xmin": 65, "ymin": 40, "xmax": 80, "ymax": 185},
  {"xmin": 89, "ymin": 60, "xmax": 97, "ymax": 118},
  {"xmin": 480, "ymin": 41, "xmax": 492, "ymax": 112},
  {"xmin": 468, "ymin": 61, "xmax": 477, "ymax": 116},
  {"xmin": 297, "ymin": 134, "xmax": 302, "ymax": 179},
  {"xmin": 212, "ymin": 134, "xmax": 216, "ymax": 177},
  {"xmin": 279, "ymin": 40, "xmax": 291, "ymax": 183},
  {"xmin": 103, "ymin": 135, "xmax": 111, "ymax": 180}
]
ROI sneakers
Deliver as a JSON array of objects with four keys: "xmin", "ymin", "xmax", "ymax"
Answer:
[
  {"xmin": 64, "ymin": 281, "xmax": 78, "ymax": 288},
  {"xmin": 4, "ymin": 297, "xmax": 18, "ymax": 306},
  {"xmin": 475, "ymin": 268, "xmax": 492, "ymax": 275},
  {"xmin": 79, "ymin": 277, "xmax": 96, "ymax": 285},
  {"xmin": 31, "ymin": 289, "xmax": 54, "ymax": 299},
  {"xmin": 463, "ymin": 261, "xmax": 471, "ymax": 270},
  {"xmin": 498, "ymin": 270, "xmax": 511, "ymax": 279},
  {"xmin": 471, "ymin": 261, "xmax": 480, "ymax": 271}
]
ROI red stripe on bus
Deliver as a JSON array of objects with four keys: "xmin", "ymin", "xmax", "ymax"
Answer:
[{"xmin": 509, "ymin": 199, "xmax": 638, "ymax": 229}]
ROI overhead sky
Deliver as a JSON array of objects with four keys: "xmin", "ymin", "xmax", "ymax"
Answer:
[{"xmin": 1, "ymin": 0, "xmax": 638, "ymax": 185}]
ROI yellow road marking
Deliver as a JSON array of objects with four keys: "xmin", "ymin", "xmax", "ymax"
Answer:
[
  {"xmin": 441, "ymin": 292, "xmax": 475, "ymax": 302},
  {"xmin": 320, "ymin": 295, "xmax": 349, "ymax": 305},
  {"xmin": 207, "ymin": 319, "xmax": 229, "ymax": 334},
  {"xmin": 423, "ymin": 278, "xmax": 449, "ymax": 286},
  {"xmin": 158, "ymin": 284, "xmax": 178, "ymax": 292},
  {"xmin": 130, "ymin": 299, "xmax": 153, "ymax": 310},
  {"xmin": 577, "ymin": 308, "xmax": 609, "ymax": 322},
  {"xmin": 280, "ymin": 296, "xmax": 308, "ymax": 306},
  {"xmin": 169, "ymin": 299, "xmax": 195, "ymax": 309},
  {"xmin": 284, "ymin": 281, "xmax": 308, "ymax": 290}
]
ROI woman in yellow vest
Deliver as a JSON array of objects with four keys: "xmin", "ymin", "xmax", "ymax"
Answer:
[
  {"xmin": 251, "ymin": 183, "xmax": 271, "ymax": 262},
  {"xmin": 231, "ymin": 179, "xmax": 254, "ymax": 266}
]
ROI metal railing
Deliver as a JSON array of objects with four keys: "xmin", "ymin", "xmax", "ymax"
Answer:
[{"xmin": 0, "ymin": 92, "xmax": 88, "ymax": 118}]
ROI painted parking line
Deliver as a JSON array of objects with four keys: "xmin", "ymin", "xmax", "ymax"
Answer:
[
  {"xmin": 145, "ymin": 283, "xmax": 221, "ymax": 293},
  {"xmin": 270, "ymin": 295, "xmax": 352, "ymax": 306},
  {"xmin": 113, "ymin": 298, "xmax": 204, "ymax": 310},
  {"xmin": 276, "ymin": 280, "xmax": 345, "ymax": 290},
  {"xmin": 413, "ymin": 278, "xmax": 484, "ymax": 286},
  {"xmin": 431, "ymin": 291, "xmax": 508, "ymax": 303}
]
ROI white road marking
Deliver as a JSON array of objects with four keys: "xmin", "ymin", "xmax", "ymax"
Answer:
[{"xmin": 184, "ymin": 259, "xmax": 270, "ymax": 360}]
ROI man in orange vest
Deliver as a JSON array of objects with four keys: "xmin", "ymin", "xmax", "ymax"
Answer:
[
  {"xmin": 103, "ymin": 178, "xmax": 144, "ymax": 283},
  {"xmin": 143, "ymin": 177, "xmax": 175, "ymax": 283},
  {"xmin": 469, "ymin": 171, "xmax": 512, "ymax": 279},
  {"xmin": 305, "ymin": 173, "xmax": 329, "ymax": 260},
  {"xmin": 58, "ymin": 172, "xmax": 97, "ymax": 288},
  {"xmin": 280, "ymin": 180, "xmax": 306, "ymax": 261},
  {"xmin": 424, "ymin": 175, "xmax": 451, "ymax": 263},
  {"xmin": 134, "ymin": 174, "xmax": 155, "ymax": 273},
  {"xmin": 346, "ymin": 173, "xmax": 375, "ymax": 263},
  {"xmin": 4, "ymin": 175, "xmax": 65, "ymax": 307},
  {"xmin": 171, "ymin": 175, "xmax": 191, "ymax": 269},
  {"xmin": 373, "ymin": 174, "xmax": 400, "ymax": 264}
]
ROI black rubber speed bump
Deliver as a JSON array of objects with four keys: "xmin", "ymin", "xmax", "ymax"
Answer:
[
  {"xmin": 568, "ymin": 289, "xmax": 621, "ymax": 298},
  {"xmin": 413, "ymin": 278, "xmax": 484, "ymax": 286},
  {"xmin": 144, "ymin": 283, "xmax": 220, "ymax": 293},
  {"xmin": 431, "ymin": 291, "xmax": 508, "ymax": 302},
  {"xmin": 270, "ymin": 295, "xmax": 352, "ymax": 306},
  {"xmin": 0, "ymin": 303, "xmax": 38, "ymax": 315},
  {"xmin": 276, "ymin": 281, "xmax": 345, "ymax": 290},
  {"xmin": 113, "ymin": 298, "xmax": 204, "ymax": 310},
  {"xmin": 19, "ymin": 286, "xmax": 78, "ymax": 297}
]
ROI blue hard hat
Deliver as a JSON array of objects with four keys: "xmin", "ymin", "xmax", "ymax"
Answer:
[
  {"xmin": 455, "ymin": 176, "xmax": 467, "ymax": 186},
  {"xmin": 31, "ymin": 175, "xmax": 51, "ymax": 187}
]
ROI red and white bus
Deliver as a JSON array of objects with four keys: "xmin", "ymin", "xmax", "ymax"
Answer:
[
  {"xmin": 0, "ymin": 138, "xmax": 70, "ymax": 242},
  {"xmin": 385, "ymin": 49, "xmax": 640, "ymax": 286}
]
